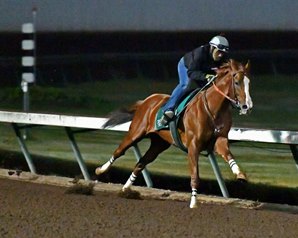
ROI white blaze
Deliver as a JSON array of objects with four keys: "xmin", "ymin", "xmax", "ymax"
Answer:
[
  {"xmin": 239, "ymin": 76, "xmax": 253, "ymax": 115},
  {"xmin": 244, "ymin": 76, "xmax": 253, "ymax": 109}
]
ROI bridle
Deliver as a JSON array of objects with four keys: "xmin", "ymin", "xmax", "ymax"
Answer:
[
  {"xmin": 202, "ymin": 70, "xmax": 245, "ymax": 134},
  {"xmin": 211, "ymin": 70, "xmax": 245, "ymax": 109}
]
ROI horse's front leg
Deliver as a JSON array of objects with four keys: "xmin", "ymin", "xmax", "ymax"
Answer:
[
  {"xmin": 187, "ymin": 140, "xmax": 201, "ymax": 208},
  {"xmin": 214, "ymin": 137, "xmax": 247, "ymax": 181}
]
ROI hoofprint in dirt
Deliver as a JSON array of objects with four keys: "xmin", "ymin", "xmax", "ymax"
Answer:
[
  {"xmin": 1, "ymin": 168, "xmax": 297, "ymax": 212},
  {"xmin": 1, "ymin": 170, "xmax": 298, "ymax": 238}
]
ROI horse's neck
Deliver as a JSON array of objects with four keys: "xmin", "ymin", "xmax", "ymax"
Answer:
[{"xmin": 205, "ymin": 75, "xmax": 232, "ymax": 117}]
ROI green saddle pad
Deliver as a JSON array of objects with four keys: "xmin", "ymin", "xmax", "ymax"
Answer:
[{"xmin": 155, "ymin": 89, "xmax": 200, "ymax": 130}]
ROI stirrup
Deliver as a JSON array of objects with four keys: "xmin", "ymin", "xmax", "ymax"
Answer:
[
  {"xmin": 159, "ymin": 110, "xmax": 174, "ymax": 126},
  {"xmin": 164, "ymin": 110, "xmax": 174, "ymax": 119}
]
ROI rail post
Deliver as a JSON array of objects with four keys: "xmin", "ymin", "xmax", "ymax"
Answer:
[
  {"xmin": 11, "ymin": 123, "xmax": 36, "ymax": 174},
  {"xmin": 132, "ymin": 144, "xmax": 153, "ymax": 188},
  {"xmin": 65, "ymin": 127, "xmax": 91, "ymax": 181},
  {"xmin": 208, "ymin": 151, "xmax": 230, "ymax": 198}
]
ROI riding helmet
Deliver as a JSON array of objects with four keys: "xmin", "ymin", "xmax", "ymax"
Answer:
[{"xmin": 209, "ymin": 36, "xmax": 229, "ymax": 52}]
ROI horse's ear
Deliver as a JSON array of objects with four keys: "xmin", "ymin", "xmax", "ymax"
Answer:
[
  {"xmin": 229, "ymin": 59, "xmax": 235, "ymax": 70},
  {"xmin": 245, "ymin": 60, "xmax": 251, "ymax": 72}
]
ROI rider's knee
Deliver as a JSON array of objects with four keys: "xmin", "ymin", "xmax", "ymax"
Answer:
[{"xmin": 181, "ymin": 83, "xmax": 190, "ymax": 92}]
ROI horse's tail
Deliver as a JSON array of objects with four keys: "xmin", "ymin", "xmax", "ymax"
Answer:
[{"xmin": 102, "ymin": 100, "xmax": 143, "ymax": 128}]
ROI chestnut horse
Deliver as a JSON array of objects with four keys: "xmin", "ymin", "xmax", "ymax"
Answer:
[{"xmin": 96, "ymin": 59, "xmax": 253, "ymax": 208}]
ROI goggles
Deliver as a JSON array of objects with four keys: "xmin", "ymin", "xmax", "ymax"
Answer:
[{"xmin": 215, "ymin": 44, "xmax": 229, "ymax": 52}]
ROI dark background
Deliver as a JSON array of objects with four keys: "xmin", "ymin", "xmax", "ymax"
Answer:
[{"xmin": 0, "ymin": 30, "xmax": 297, "ymax": 86}]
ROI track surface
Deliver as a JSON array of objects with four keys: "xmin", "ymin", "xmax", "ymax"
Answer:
[{"xmin": 1, "ymin": 176, "xmax": 298, "ymax": 238}]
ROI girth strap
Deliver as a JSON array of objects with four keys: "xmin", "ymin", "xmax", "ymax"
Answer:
[
  {"xmin": 167, "ymin": 76, "xmax": 220, "ymax": 153},
  {"xmin": 169, "ymin": 120, "xmax": 188, "ymax": 153}
]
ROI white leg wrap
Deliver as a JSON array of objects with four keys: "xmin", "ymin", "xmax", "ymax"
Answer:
[
  {"xmin": 95, "ymin": 156, "xmax": 115, "ymax": 175},
  {"xmin": 189, "ymin": 189, "xmax": 198, "ymax": 208},
  {"xmin": 228, "ymin": 159, "xmax": 240, "ymax": 175},
  {"xmin": 122, "ymin": 173, "xmax": 137, "ymax": 191}
]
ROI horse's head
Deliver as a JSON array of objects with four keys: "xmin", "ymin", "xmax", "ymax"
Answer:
[{"xmin": 217, "ymin": 60, "xmax": 253, "ymax": 115}]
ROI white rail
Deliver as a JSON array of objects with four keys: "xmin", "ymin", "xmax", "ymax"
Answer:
[
  {"xmin": 0, "ymin": 111, "xmax": 297, "ymax": 144},
  {"xmin": 0, "ymin": 111, "xmax": 297, "ymax": 197}
]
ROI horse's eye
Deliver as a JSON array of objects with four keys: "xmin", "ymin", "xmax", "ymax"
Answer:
[{"xmin": 234, "ymin": 81, "xmax": 240, "ymax": 86}]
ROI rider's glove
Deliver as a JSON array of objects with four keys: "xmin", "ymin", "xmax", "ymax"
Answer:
[{"xmin": 205, "ymin": 74, "xmax": 215, "ymax": 82}]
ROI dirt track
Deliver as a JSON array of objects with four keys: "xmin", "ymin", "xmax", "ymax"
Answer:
[{"xmin": 1, "ymin": 171, "xmax": 298, "ymax": 238}]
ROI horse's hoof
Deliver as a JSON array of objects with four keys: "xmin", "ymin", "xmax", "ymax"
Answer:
[
  {"xmin": 122, "ymin": 186, "xmax": 131, "ymax": 192},
  {"xmin": 95, "ymin": 167, "xmax": 103, "ymax": 175},
  {"xmin": 189, "ymin": 203, "xmax": 198, "ymax": 209},
  {"xmin": 119, "ymin": 188, "xmax": 141, "ymax": 200},
  {"xmin": 189, "ymin": 197, "xmax": 198, "ymax": 208},
  {"xmin": 236, "ymin": 172, "xmax": 247, "ymax": 182}
]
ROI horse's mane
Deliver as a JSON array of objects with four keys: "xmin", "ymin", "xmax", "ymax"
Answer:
[{"xmin": 216, "ymin": 59, "xmax": 244, "ymax": 77}]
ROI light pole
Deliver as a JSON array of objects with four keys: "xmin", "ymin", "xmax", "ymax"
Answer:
[
  {"xmin": 21, "ymin": 7, "xmax": 37, "ymax": 139},
  {"xmin": 32, "ymin": 7, "xmax": 37, "ymax": 85}
]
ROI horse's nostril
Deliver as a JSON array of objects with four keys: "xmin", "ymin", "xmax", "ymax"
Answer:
[{"xmin": 242, "ymin": 105, "xmax": 248, "ymax": 110}]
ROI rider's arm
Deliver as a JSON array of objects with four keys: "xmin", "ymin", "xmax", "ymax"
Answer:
[{"xmin": 184, "ymin": 47, "xmax": 208, "ymax": 84}]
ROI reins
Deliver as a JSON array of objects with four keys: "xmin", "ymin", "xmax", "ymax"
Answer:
[
  {"xmin": 211, "ymin": 70, "xmax": 244, "ymax": 109},
  {"xmin": 212, "ymin": 81, "xmax": 238, "ymax": 106},
  {"xmin": 202, "ymin": 70, "xmax": 242, "ymax": 134}
]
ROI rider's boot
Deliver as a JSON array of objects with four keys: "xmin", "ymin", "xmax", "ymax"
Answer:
[{"xmin": 159, "ymin": 110, "xmax": 174, "ymax": 126}]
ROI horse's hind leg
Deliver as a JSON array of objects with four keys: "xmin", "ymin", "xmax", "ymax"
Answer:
[
  {"xmin": 95, "ymin": 125, "xmax": 146, "ymax": 175},
  {"xmin": 214, "ymin": 137, "xmax": 247, "ymax": 181},
  {"xmin": 122, "ymin": 134, "xmax": 170, "ymax": 191}
]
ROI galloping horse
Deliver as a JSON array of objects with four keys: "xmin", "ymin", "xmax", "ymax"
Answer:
[{"xmin": 96, "ymin": 59, "xmax": 253, "ymax": 208}]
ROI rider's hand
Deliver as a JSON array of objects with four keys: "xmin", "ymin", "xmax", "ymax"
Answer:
[{"xmin": 205, "ymin": 74, "xmax": 215, "ymax": 82}]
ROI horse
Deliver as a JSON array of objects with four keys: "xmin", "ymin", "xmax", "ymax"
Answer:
[{"xmin": 95, "ymin": 59, "xmax": 253, "ymax": 208}]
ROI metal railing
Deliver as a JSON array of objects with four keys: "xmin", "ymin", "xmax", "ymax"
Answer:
[{"xmin": 0, "ymin": 110, "xmax": 297, "ymax": 197}]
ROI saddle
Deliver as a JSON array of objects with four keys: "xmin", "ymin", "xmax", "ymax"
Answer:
[
  {"xmin": 155, "ymin": 76, "xmax": 216, "ymax": 131},
  {"xmin": 155, "ymin": 88, "xmax": 202, "ymax": 152},
  {"xmin": 155, "ymin": 88, "xmax": 200, "ymax": 130},
  {"xmin": 154, "ymin": 76, "xmax": 217, "ymax": 151}
]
